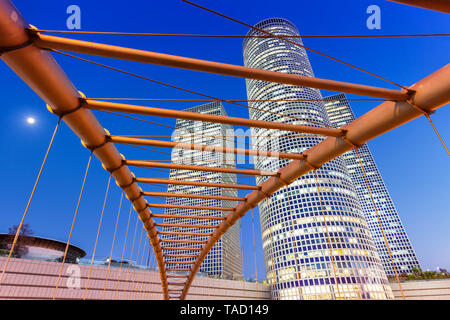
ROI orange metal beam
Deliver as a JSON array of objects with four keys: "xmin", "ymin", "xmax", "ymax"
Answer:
[
  {"xmin": 166, "ymin": 269, "xmax": 191, "ymax": 271},
  {"xmin": 144, "ymin": 192, "xmax": 245, "ymax": 202},
  {"xmin": 152, "ymin": 213, "xmax": 225, "ymax": 221},
  {"xmin": 109, "ymin": 135, "xmax": 307, "ymax": 160},
  {"xmin": 387, "ymin": 0, "xmax": 450, "ymax": 14},
  {"xmin": 180, "ymin": 64, "xmax": 450, "ymax": 299},
  {"xmin": 148, "ymin": 203, "xmax": 234, "ymax": 211},
  {"xmin": 162, "ymin": 247, "xmax": 202, "ymax": 251},
  {"xmin": 136, "ymin": 178, "xmax": 259, "ymax": 190},
  {"xmin": 155, "ymin": 223, "xmax": 218, "ymax": 229},
  {"xmin": 160, "ymin": 239, "xmax": 207, "ymax": 244},
  {"xmin": 34, "ymin": 34, "xmax": 409, "ymax": 100},
  {"xmin": 86, "ymin": 100, "xmax": 342, "ymax": 136},
  {"xmin": 126, "ymin": 160, "xmax": 276, "ymax": 176},
  {"xmin": 158, "ymin": 231, "xmax": 213, "ymax": 237}
]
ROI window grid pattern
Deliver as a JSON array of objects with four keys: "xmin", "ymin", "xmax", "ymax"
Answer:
[
  {"xmin": 324, "ymin": 93, "xmax": 421, "ymax": 276},
  {"xmin": 162, "ymin": 101, "xmax": 242, "ymax": 278},
  {"xmin": 243, "ymin": 18, "xmax": 393, "ymax": 300}
]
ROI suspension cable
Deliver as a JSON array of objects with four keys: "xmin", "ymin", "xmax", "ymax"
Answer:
[
  {"xmin": 182, "ymin": 0, "xmax": 409, "ymax": 90},
  {"xmin": 129, "ymin": 226, "xmax": 144, "ymax": 299},
  {"xmin": 116, "ymin": 142, "xmax": 172, "ymax": 156},
  {"xmin": 32, "ymin": 29, "xmax": 450, "ymax": 38},
  {"xmin": 285, "ymin": 184, "xmax": 303, "ymax": 299},
  {"xmin": 0, "ymin": 118, "xmax": 61, "ymax": 286},
  {"xmin": 239, "ymin": 218, "xmax": 245, "ymax": 289},
  {"xmin": 145, "ymin": 249, "xmax": 155, "ymax": 299},
  {"xmin": 88, "ymin": 97, "xmax": 385, "ymax": 102},
  {"xmin": 125, "ymin": 213, "xmax": 140, "ymax": 293},
  {"xmin": 53, "ymin": 151, "xmax": 93, "ymax": 300},
  {"xmin": 95, "ymin": 105, "xmax": 259, "ymax": 150},
  {"xmin": 51, "ymin": 50, "xmax": 335, "ymax": 129},
  {"xmin": 354, "ymin": 147, "xmax": 406, "ymax": 300},
  {"xmin": 114, "ymin": 204, "xmax": 133, "ymax": 299},
  {"xmin": 424, "ymin": 114, "xmax": 450, "ymax": 157},
  {"xmin": 113, "ymin": 133, "xmax": 320, "ymax": 152},
  {"xmin": 141, "ymin": 243, "xmax": 152, "ymax": 300},
  {"xmin": 313, "ymin": 169, "xmax": 341, "ymax": 300},
  {"xmin": 133, "ymin": 237, "xmax": 148, "ymax": 299},
  {"xmin": 231, "ymin": 211, "xmax": 236, "ymax": 281},
  {"xmin": 83, "ymin": 174, "xmax": 112, "ymax": 300},
  {"xmin": 251, "ymin": 207, "xmax": 258, "ymax": 282},
  {"xmin": 101, "ymin": 191, "xmax": 124, "ymax": 300},
  {"xmin": 265, "ymin": 203, "xmax": 279, "ymax": 299},
  {"xmin": 137, "ymin": 239, "xmax": 150, "ymax": 299}
]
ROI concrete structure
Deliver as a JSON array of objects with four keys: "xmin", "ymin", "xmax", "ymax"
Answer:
[
  {"xmin": 162, "ymin": 101, "xmax": 242, "ymax": 278},
  {"xmin": 1, "ymin": 257, "xmax": 448, "ymax": 300},
  {"xmin": 243, "ymin": 18, "xmax": 392, "ymax": 300},
  {"xmin": 323, "ymin": 93, "xmax": 421, "ymax": 276},
  {"xmin": 0, "ymin": 234, "xmax": 85, "ymax": 262},
  {"xmin": 0, "ymin": 257, "xmax": 269, "ymax": 300},
  {"xmin": 390, "ymin": 279, "xmax": 450, "ymax": 300}
]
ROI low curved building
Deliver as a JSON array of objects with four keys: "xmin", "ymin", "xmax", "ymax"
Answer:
[{"xmin": 0, "ymin": 234, "xmax": 86, "ymax": 262}]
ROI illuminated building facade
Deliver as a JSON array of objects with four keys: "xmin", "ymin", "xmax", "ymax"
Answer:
[
  {"xmin": 243, "ymin": 18, "xmax": 393, "ymax": 299},
  {"xmin": 161, "ymin": 101, "xmax": 241, "ymax": 278},
  {"xmin": 324, "ymin": 93, "xmax": 421, "ymax": 276}
]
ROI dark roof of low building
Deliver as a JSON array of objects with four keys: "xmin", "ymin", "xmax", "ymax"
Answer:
[{"xmin": 0, "ymin": 234, "xmax": 86, "ymax": 258}]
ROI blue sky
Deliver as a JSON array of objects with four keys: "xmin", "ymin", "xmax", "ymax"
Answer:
[{"xmin": 1, "ymin": 0, "xmax": 449, "ymax": 280}]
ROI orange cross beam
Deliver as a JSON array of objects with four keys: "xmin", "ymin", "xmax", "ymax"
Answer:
[
  {"xmin": 126, "ymin": 160, "xmax": 276, "ymax": 176},
  {"xmin": 148, "ymin": 203, "xmax": 234, "ymax": 211},
  {"xmin": 158, "ymin": 231, "xmax": 212, "ymax": 237},
  {"xmin": 166, "ymin": 269, "xmax": 191, "ymax": 271},
  {"xmin": 160, "ymin": 239, "xmax": 206, "ymax": 244},
  {"xmin": 161, "ymin": 247, "xmax": 202, "ymax": 251},
  {"xmin": 136, "ymin": 178, "xmax": 259, "ymax": 190},
  {"xmin": 35, "ymin": 34, "xmax": 408, "ymax": 100},
  {"xmin": 152, "ymin": 213, "xmax": 225, "ymax": 221},
  {"xmin": 155, "ymin": 223, "xmax": 218, "ymax": 229},
  {"xmin": 164, "ymin": 254, "xmax": 198, "ymax": 258},
  {"xmin": 387, "ymin": 0, "xmax": 450, "ymax": 14},
  {"xmin": 109, "ymin": 135, "xmax": 307, "ymax": 160},
  {"xmin": 144, "ymin": 192, "xmax": 245, "ymax": 202},
  {"xmin": 87, "ymin": 100, "xmax": 342, "ymax": 136}
]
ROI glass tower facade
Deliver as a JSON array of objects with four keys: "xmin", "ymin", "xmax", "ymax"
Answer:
[
  {"xmin": 243, "ymin": 18, "xmax": 393, "ymax": 299},
  {"xmin": 161, "ymin": 101, "xmax": 242, "ymax": 278},
  {"xmin": 324, "ymin": 93, "xmax": 421, "ymax": 276}
]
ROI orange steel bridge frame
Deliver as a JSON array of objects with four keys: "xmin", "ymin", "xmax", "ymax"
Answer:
[
  {"xmin": 387, "ymin": 0, "xmax": 450, "ymax": 14},
  {"xmin": 0, "ymin": 0, "xmax": 449, "ymax": 300}
]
